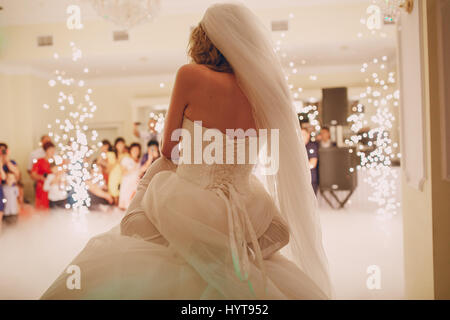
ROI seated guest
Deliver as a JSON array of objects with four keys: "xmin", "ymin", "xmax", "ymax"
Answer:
[
  {"xmin": 301, "ymin": 128, "xmax": 319, "ymax": 195},
  {"xmin": 86, "ymin": 165, "xmax": 114, "ymax": 211},
  {"xmin": 31, "ymin": 142, "xmax": 55, "ymax": 210},
  {"xmin": 2, "ymin": 172, "xmax": 19, "ymax": 226},
  {"xmin": 319, "ymin": 127, "xmax": 336, "ymax": 149},
  {"xmin": 43, "ymin": 163, "xmax": 68, "ymax": 209}
]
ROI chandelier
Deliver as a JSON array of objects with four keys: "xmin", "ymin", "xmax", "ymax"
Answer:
[
  {"xmin": 89, "ymin": 0, "xmax": 161, "ymax": 29},
  {"xmin": 376, "ymin": 0, "xmax": 413, "ymax": 23}
]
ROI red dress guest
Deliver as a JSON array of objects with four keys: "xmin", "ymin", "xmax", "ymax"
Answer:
[{"xmin": 31, "ymin": 142, "xmax": 55, "ymax": 210}]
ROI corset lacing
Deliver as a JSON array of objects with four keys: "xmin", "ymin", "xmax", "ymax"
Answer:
[{"xmin": 205, "ymin": 170, "xmax": 267, "ymax": 298}]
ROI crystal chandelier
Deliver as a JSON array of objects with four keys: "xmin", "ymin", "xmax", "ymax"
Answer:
[{"xmin": 89, "ymin": 0, "xmax": 161, "ymax": 29}]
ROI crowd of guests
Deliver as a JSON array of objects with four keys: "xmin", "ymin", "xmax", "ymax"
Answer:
[
  {"xmin": 95, "ymin": 137, "xmax": 160, "ymax": 210},
  {"xmin": 1, "ymin": 117, "xmax": 334, "ymax": 232},
  {"xmin": 0, "ymin": 119, "xmax": 161, "ymax": 233}
]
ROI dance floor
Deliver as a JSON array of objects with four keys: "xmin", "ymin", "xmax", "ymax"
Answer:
[{"xmin": 0, "ymin": 203, "xmax": 404, "ymax": 300}]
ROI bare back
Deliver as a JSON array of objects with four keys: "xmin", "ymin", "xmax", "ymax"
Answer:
[
  {"xmin": 161, "ymin": 64, "xmax": 256, "ymax": 158},
  {"xmin": 184, "ymin": 65, "xmax": 256, "ymax": 133}
]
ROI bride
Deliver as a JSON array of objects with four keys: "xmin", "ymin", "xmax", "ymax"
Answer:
[{"xmin": 41, "ymin": 2, "xmax": 332, "ymax": 300}]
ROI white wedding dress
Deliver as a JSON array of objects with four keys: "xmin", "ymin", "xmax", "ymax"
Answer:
[{"xmin": 41, "ymin": 118, "xmax": 327, "ymax": 299}]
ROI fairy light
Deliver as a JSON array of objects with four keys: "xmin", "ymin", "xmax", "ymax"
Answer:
[
  {"xmin": 44, "ymin": 43, "xmax": 103, "ymax": 214},
  {"xmin": 346, "ymin": 55, "xmax": 401, "ymax": 216}
]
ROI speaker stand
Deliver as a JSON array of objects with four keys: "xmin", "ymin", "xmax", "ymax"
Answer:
[{"xmin": 320, "ymin": 188, "xmax": 355, "ymax": 210}]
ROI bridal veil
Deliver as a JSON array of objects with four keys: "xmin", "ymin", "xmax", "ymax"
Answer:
[{"xmin": 201, "ymin": 2, "xmax": 332, "ymax": 298}]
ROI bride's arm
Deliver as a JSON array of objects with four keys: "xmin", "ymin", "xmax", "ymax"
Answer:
[
  {"xmin": 121, "ymin": 155, "xmax": 290, "ymax": 257},
  {"xmin": 249, "ymin": 211, "xmax": 290, "ymax": 259},
  {"xmin": 161, "ymin": 64, "xmax": 197, "ymax": 159},
  {"xmin": 120, "ymin": 156, "xmax": 177, "ymax": 243},
  {"xmin": 121, "ymin": 64, "xmax": 196, "ymax": 238}
]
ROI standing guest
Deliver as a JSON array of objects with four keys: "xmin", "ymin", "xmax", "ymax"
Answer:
[
  {"xmin": 2, "ymin": 173, "xmax": 19, "ymax": 226},
  {"xmin": 43, "ymin": 163, "xmax": 68, "ymax": 209},
  {"xmin": 0, "ymin": 162, "xmax": 6, "ymax": 233},
  {"xmin": 96, "ymin": 139, "xmax": 114, "ymax": 185},
  {"xmin": 108, "ymin": 137, "xmax": 127, "ymax": 205},
  {"xmin": 28, "ymin": 135, "xmax": 52, "ymax": 175},
  {"xmin": 133, "ymin": 119, "xmax": 159, "ymax": 147},
  {"xmin": 0, "ymin": 143, "xmax": 21, "ymax": 182},
  {"xmin": 301, "ymin": 128, "xmax": 319, "ymax": 195},
  {"xmin": 319, "ymin": 127, "xmax": 335, "ymax": 149},
  {"xmin": 139, "ymin": 140, "xmax": 160, "ymax": 177},
  {"xmin": 0, "ymin": 143, "xmax": 20, "ymax": 229},
  {"xmin": 119, "ymin": 143, "xmax": 141, "ymax": 210},
  {"xmin": 31, "ymin": 142, "xmax": 55, "ymax": 210}
]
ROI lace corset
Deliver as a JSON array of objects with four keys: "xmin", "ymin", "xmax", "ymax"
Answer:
[{"xmin": 176, "ymin": 117, "xmax": 255, "ymax": 192}]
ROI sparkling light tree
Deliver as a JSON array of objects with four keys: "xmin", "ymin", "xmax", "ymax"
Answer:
[
  {"xmin": 346, "ymin": 56, "xmax": 401, "ymax": 216},
  {"xmin": 273, "ymin": 8, "xmax": 402, "ymax": 216},
  {"xmin": 44, "ymin": 42, "xmax": 104, "ymax": 214}
]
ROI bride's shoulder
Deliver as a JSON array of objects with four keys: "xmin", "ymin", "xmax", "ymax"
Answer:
[
  {"xmin": 177, "ymin": 63, "xmax": 210, "ymax": 77},
  {"xmin": 175, "ymin": 64, "xmax": 211, "ymax": 87}
]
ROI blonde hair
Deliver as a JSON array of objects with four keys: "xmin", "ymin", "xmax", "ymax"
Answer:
[{"xmin": 188, "ymin": 23, "xmax": 233, "ymax": 73}]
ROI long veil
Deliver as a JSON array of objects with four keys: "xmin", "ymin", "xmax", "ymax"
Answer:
[{"xmin": 201, "ymin": 2, "xmax": 332, "ymax": 298}]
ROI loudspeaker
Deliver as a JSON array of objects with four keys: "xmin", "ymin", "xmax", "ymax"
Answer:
[
  {"xmin": 319, "ymin": 147, "xmax": 357, "ymax": 191},
  {"xmin": 322, "ymin": 87, "xmax": 348, "ymax": 126}
]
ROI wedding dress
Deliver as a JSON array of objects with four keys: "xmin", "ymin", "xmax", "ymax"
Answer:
[
  {"xmin": 41, "ymin": 118, "xmax": 327, "ymax": 299},
  {"xmin": 41, "ymin": 2, "xmax": 332, "ymax": 299}
]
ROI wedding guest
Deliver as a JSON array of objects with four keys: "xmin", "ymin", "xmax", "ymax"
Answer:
[
  {"xmin": 0, "ymin": 164, "xmax": 6, "ymax": 232},
  {"xmin": 0, "ymin": 143, "xmax": 21, "ymax": 227},
  {"xmin": 86, "ymin": 164, "xmax": 113, "ymax": 211},
  {"xmin": 0, "ymin": 143, "xmax": 21, "ymax": 182},
  {"xmin": 43, "ymin": 163, "xmax": 68, "ymax": 209},
  {"xmin": 95, "ymin": 139, "xmax": 114, "ymax": 184},
  {"xmin": 108, "ymin": 137, "xmax": 127, "ymax": 205},
  {"xmin": 2, "ymin": 172, "xmax": 19, "ymax": 225},
  {"xmin": 28, "ymin": 135, "xmax": 52, "ymax": 175},
  {"xmin": 119, "ymin": 143, "xmax": 141, "ymax": 210},
  {"xmin": 139, "ymin": 140, "xmax": 160, "ymax": 177},
  {"xmin": 133, "ymin": 119, "xmax": 159, "ymax": 147},
  {"xmin": 302, "ymin": 128, "xmax": 319, "ymax": 195},
  {"xmin": 31, "ymin": 141, "xmax": 55, "ymax": 210},
  {"xmin": 319, "ymin": 127, "xmax": 335, "ymax": 149}
]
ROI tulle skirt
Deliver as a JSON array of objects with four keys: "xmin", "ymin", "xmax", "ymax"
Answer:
[{"xmin": 41, "ymin": 171, "xmax": 327, "ymax": 300}]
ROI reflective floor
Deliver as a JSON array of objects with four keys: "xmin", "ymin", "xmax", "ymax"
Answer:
[{"xmin": 0, "ymin": 201, "xmax": 404, "ymax": 300}]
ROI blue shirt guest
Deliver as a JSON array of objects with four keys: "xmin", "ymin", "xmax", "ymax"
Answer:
[{"xmin": 301, "ymin": 128, "xmax": 319, "ymax": 195}]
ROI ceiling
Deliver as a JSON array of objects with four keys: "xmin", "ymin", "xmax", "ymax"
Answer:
[
  {"xmin": 0, "ymin": 0, "xmax": 397, "ymax": 88},
  {"xmin": 0, "ymin": 0, "xmax": 372, "ymax": 26}
]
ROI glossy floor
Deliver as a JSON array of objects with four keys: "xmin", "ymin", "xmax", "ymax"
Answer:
[{"xmin": 0, "ymin": 202, "xmax": 404, "ymax": 299}]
